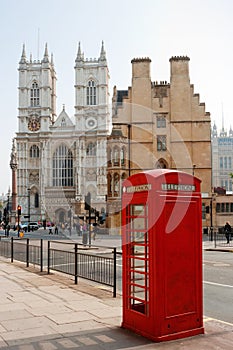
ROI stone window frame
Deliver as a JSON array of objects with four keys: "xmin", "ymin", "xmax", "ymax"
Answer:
[{"xmin": 30, "ymin": 81, "xmax": 40, "ymax": 107}]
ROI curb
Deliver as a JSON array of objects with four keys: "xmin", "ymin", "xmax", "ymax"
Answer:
[{"xmin": 204, "ymin": 248, "xmax": 233, "ymax": 253}]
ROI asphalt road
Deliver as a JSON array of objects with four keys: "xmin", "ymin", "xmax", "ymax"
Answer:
[{"xmin": 203, "ymin": 250, "xmax": 233, "ymax": 324}]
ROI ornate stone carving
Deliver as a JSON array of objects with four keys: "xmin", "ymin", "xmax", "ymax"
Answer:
[{"xmin": 29, "ymin": 171, "xmax": 39, "ymax": 184}]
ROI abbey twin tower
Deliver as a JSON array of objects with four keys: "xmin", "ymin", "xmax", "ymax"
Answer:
[{"xmin": 11, "ymin": 42, "xmax": 211, "ymax": 232}]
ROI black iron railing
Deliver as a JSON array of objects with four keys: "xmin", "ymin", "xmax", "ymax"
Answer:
[
  {"xmin": 203, "ymin": 227, "xmax": 233, "ymax": 248},
  {"xmin": 0, "ymin": 237, "xmax": 117, "ymax": 297},
  {"xmin": 213, "ymin": 230, "xmax": 233, "ymax": 248}
]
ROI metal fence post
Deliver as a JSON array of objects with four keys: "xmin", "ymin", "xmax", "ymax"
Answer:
[
  {"xmin": 26, "ymin": 238, "xmax": 29, "ymax": 267},
  {"xmin": 74, "ymin": 243, "xmax": 78, "ymax": 284},
  {"xmin": 40, "ymin": 239, "xmax": 43, "ymax": 272},
  {"xmin": 47, "ymin": 240, "xmax": 50, "ymax": 274},
  {"xmin": 11, "ymin": 237, "xmax": 13, "ymax": 263},
  {"xmin": 113, "ymin": 248, "xmax": 117, "ymax": 298}
]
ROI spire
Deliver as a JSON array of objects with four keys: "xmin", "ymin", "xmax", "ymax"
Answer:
[
  {"xmin": 75, "ymin": 42, "xmax": 83, "ymax": 63},
  {"xmin": 19, "ymin": 43, "xmax": 27, "ymax": 64},
  {"xmin": 221, "ymin": 103, "xmax": 225, "ymax": 132},
  {"xmin": 51, "ymin": 52, "xmax": 54, "ymax": 66},
  {"xmin": 212, "ymin": 122, "xmax": 217, "ymax": 138},
  {"xmin": 42, "ymin": 43, "xmax": 49, "ymax": 63},
  {"xmin": 99, "ymin": 40, "xmax": 106, "ymax": 61},
  {"xmin": 229, "ymin": 125, "xmax": 233, "ymax": 137}
]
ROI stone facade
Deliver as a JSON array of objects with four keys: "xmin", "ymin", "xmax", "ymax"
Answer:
[
  {"xmin": 108, "ymin": 56, "xmax": 212, "ymax": 232},
  {"xmin": 12, "ymin": 46, "xmax": 212, "ymax": 231},
  {"xmin": 15, "ymin": 42, "xmax": 110, "ymax": 225}
]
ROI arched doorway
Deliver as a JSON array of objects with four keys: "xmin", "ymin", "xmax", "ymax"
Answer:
[
  {"xmin": 58, "ymin": 210, "xmax": 65, "ymax": 223},
  {"xmin": 155, "ymin": 158, "xmax": 168, "ymax": 169}
]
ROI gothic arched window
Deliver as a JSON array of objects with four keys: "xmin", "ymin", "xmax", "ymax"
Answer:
[
  {"xmin": 113, "ymin": 173, "xmax": 120, "ymax": 196},
  {"xmin": 107, "ymin": 148, "xmax": 112, "ymax": 166},
  {"xmin": 30, "ymin": 145, "xmax": 39, "ymax": 158},
  {"xmin": 108, "ymin": 174, "xmax": 112, "ymax": 196},
  {"xmin": 86, "ymin": 142, "xmax": 96, "ymax": 156},
  {"xmin": 87, "ymin": 80, "xmax": 96, "ymax": 105},
  {"xmin": 155, "ymin": 158, "xmax": 168, "ymax": 169},
  {"xmin": 53, "ymin": 145, "xmax": 73, "ymax": 187},
  {"xmin": 113, "ymin": 146, "xmax": 120, "ymax": 166},
  {"xmin": 30, "ymin": 82, "xmax": 40, "ymax": 107},
  {"xmin": 121, "ymin": 147, "xmax": 126, "ymax": 166},
  {"xmin": 61, "ymin": 117, "xmax": 66, "ymax": 126},
  {"xmin": 34, "ymin": 192, "xmax": 39, "ymax": 208}
]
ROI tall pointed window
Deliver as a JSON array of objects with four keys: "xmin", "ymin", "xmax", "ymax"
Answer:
[
  {"xmin": 30, "ymin": 82, "xmax": 40, "ymax": 107},
  {"xmin": 113, "ymin": 146, "xmax": 120, "ymax": 166},
  {"xmin": 53, "ymin": 145, "xmax": 73, "ymax": 187},
  {"xmin": 87, "ymin": 80, "xmax": 96, "ymax": 105},
  {"xmin": 34, "ymin": 192, "xmax": 39, "ymax": 208},
  {"xmin": 157, "ymin": 135, "xmax": 167, "ymax": 151},
  {"xmin": 121, "ymin": 147, "xmax": 126, "ymax": 166},
  {"xmin": 30, "ymin": 145, "xmax": 39, "ymax": 158},
  {"xmin": 86, "ymin": 142, "xmax": 96, "ymax": 156}
]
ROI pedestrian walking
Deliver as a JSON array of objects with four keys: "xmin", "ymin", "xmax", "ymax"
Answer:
[{"xmin": 224, "ymin": 221, "xmax": 231, "ymax": 244}]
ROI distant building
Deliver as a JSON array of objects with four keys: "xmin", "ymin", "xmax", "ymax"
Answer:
[
  {"xmin": 210, "ymin": 124, "xmax": 233, "ymax": 229},
  {"xmin": 212, "ymin": 123, "xmax": 233, "ymax": 191}
]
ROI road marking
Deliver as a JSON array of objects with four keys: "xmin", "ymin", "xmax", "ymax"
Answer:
[
  {"xmin": 204, "ymin": 280, "xmax": 233, "ymax": 288},
  {"xmin": 204, "ymin": 259, "xmax": 230, "ymax": 264},
  {"xmin": 204, "ymin": 316, "xmax": 233, "ymax": 327}
]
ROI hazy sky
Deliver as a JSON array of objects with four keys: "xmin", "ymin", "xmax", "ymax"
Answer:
[{"xmin": 0, "ymin": 0, "xmax": 232, "ymax": 195}]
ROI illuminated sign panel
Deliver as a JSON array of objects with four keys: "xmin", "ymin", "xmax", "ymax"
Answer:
[
  {"xmin": 161, "ymin": 183, "xmax": 196, "ymax": 191},
  {"xmin": 123, "ymin": 184, "xmax": 152, "ymax": 193}
]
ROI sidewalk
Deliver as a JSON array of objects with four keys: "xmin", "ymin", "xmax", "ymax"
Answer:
[
  {"xmin": 0, "ymin": 242, "xmax": 232, "ymax": 349},
  {"xmin": 203, "ymin": 238, "xmax": 233, "ymax": 252}
]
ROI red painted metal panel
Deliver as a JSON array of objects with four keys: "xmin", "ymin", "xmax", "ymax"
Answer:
[{"xmin": 121, "ymin": 169, "xmax": 204, "ymax": 342}]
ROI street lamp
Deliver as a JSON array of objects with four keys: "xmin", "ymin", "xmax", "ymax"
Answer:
[{"xmin": 192, "ymin": 164, "xmax": 196, "ymax": 176}]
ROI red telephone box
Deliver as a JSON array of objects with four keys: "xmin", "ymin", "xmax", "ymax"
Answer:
[{"xmin": 121, "ymin": 169, "xmax": 204, "ymax": 342}]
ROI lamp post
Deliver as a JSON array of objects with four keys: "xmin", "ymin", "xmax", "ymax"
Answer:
[
  {"xmin": 27, "ymin": 188, "xmax": 31, "ymax": 231},
  {"xmin": 192, "ymin": 164, "xmax": 196, "ymax": 176},
  {"xmin": 68, "ymin": 207, "xmax": 72, "ymax": 236},
  {"xmin": 5, "ymin": 188, "xmax": 10, "ymax": 236},
  {"xmin": 7, "ymin": 188, "xmax": 10, "ymax": 222},
  {"xmin": 210, "ymin": 192, "xmax": 216, "ymax": 242}
]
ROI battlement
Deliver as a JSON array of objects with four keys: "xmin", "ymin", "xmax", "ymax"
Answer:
[
  {"xmin": 131, "ymin": 57, "xmax": 151, "ymax": 63},
  {"xmin": 169, "ymin": 56, "xmax": 190, "ymax": 62}
]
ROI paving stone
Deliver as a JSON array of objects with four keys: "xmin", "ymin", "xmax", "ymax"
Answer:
[
  {"xmin": 1, "ymin": 316, "xmax": 55, "ymax": 332},
  {"xmin": 38, "ymin": 341, "xmax": 58, "ymax": 350},
  {"xmin": 0, "ymin": 310, "xmax": 32, "ymax": 322},
  {"xmin": 46, "ymin": 311, "xmax": 95, "ymax": 325},
  {"xmin": 55, "ymin": 338, "xmax": 79, "ymax": 348}
]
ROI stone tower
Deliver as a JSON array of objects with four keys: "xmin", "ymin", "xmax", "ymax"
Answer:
[
  {"xmin": 74, "ymin": 42, "xmax": 111, "ymax": 210},
  {"xmin": 16, "ymin": 43, "xmax": 56, "ymax": 221},
  {"xmin": 15, "ymin": 42, "xmax": 110, "ymax": 225}
]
